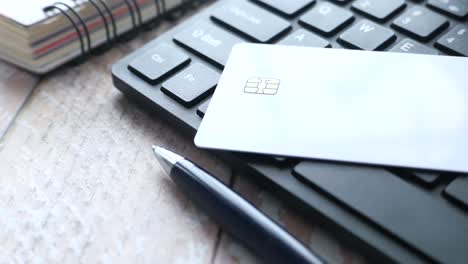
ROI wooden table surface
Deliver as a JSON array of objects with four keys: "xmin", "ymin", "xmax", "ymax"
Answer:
[{"xmin": 0, "ymin": 5, "xmax": 367, "ymax": 264}]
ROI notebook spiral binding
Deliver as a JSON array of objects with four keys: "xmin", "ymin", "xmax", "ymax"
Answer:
[
  {"xmin": 87, "ymin": 0, "xmax": 112, "ymax": 53},
  {"xmin": 42, "ymin": 0, "xmax": 186, "ymax": 66},
  {"xmin": 44, "ymin": 2, "xmax": 92, "ymax": 63},
  {"xmin": 95, "ymin": 0, "xmax": 118, "ymax": 41}
]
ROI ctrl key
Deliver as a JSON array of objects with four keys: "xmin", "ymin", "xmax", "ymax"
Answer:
[
  {"xmin": 128, "ymin": 43, "xmax": 191, "ymax": 85},
  {"xmin": 161, "ymin": 63, "xmax": 220, "ymax": 107}
]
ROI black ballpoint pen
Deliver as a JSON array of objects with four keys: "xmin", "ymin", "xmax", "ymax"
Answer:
[{"xmin": 152, "ymin": 146, "xmax": 325, "ymax": 264}]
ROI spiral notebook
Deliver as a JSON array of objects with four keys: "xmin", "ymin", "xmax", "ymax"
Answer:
[{"xmin": 0, "ymin": 0, "xmax": 200, "ymax": 74}]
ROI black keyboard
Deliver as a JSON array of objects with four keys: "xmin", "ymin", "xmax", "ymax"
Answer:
[{"xmin": 112, "ymin": 0, "xmax": 468, "ymax": 263}]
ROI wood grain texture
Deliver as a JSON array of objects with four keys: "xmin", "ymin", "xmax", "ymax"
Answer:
[
  {"xmin": 0, "ymin": 17, "xmax": 232, "ymax": 263},
  {"xmin": 213, "ymin": 173, "xmax": 368, "ymax": 264},
  {"xmin": 0, "ymin": 62, "xmax": 39, "ymax": 140}
]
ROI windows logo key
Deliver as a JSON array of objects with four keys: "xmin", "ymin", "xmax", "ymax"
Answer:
[{"xmin": 244, "ymin": 77, "xmax": 280, "ymax": 95}]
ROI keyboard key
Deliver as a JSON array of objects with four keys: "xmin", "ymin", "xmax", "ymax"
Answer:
[
  {"xmin": 253, "ymin": 0, "xmax": 316, "ymax": 17},
  {"xmin": 411, "ymin": 172, "xmax": 440, "ymax": 185},
  {"xmin": 390, "ymin": 38, "xmax": 439, "ymax": 54},
  {"xmin": 436, "ymin": 25, "xmax": 468, "ymax": 56},
  {"xmin": 427, "ymin": 0, "xmax": 468, "ymax": 19},
  {"xmin": 299, "ymin": 2, "xmax": 354, "ymax": 36},
  {"xmin": 338, "ymin": 19, "xmax": 396, "ymax": 50},
  {"xmin": 393, "ymin": 169, "xmax": 440, "ymax": 186},
  {"xmin": 211, "ymin": 1, "xmax": 291, "ymax": 43},
  {"xmin": 392, "ymin": 6, "xmax": 449, "ymax": 41},
  {"xmin": 352, "ymin": 0, "xmax": 406, "ymax": 21},
  {"xmin": 197, "ymin": 99, "xmax": 211, "ymax": 117},
  {"xmin": 174, "ymin": 21, "xmax": 244, "ymax": 68},
  {"xmin": 128, "ymin": 43, "xmax": 190, "ymax": 85},
  {"xmin": 272, "ymin": 157, "xmax": 293, "ymax": 167},
  {"xmin": 293, "ymin": 161, "xmax": 468, "ymax": 264},
  {"xmin": 445, "ymin": 177, "xmax": 468, "ymax": 209},
  {"xmin": 278, "ymin": 28, "xmax": 331, "ymax": 47},
  {"xmin": 161, "ymin": 63, "xmax": 219, "ymax": 107}
]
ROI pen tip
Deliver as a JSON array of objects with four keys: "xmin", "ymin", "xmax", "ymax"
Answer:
[
  {"xmin": 152, "ymin": 145, "xmax": 159, "ymax": 153},
  {"xmin": 152, "ymin": 145, "xmax": 167, "ymax": 159},
  {"xmin": 151, "ymin": 145, "xmax": 184, "ymax": 175}
]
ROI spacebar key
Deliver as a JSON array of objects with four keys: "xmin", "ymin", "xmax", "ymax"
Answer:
[{"xmin": 293, "ymin": 162, "xmax": 468, "ymax": 264}]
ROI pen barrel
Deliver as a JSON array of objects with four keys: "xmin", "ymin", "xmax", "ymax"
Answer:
[{"xmin": 171, "ymin": 159, "xmax": 325, "ymax": 264}]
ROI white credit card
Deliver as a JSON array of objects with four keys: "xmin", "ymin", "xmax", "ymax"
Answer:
[{"xmin": 195, "ymin": 43, "xmax": 468, "ymax": 173}]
